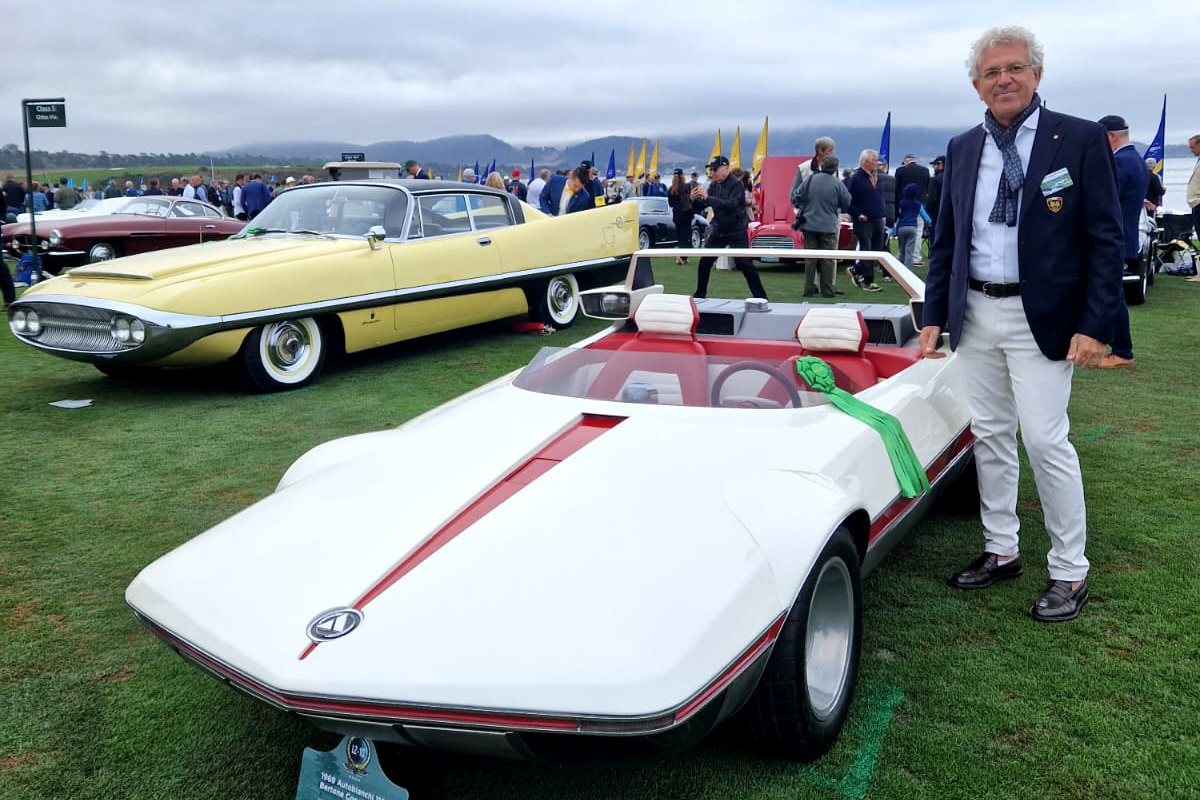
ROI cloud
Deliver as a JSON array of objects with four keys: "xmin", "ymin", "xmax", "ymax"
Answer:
[{"xmin": 6, "ymin": 0, "xmax": 1191, "ymax": 154}]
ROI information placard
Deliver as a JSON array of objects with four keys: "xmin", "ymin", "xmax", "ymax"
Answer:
[
  {"xmin": 26, "ymin": 102, "xmax": 66, "ymax": 127},
  {"xmin": 341, "ymin": 152, "xmax": 366, "ymax": 162},
  {"xmin": 294, "ymin": 736, "xmax": 408, "ymax": 800}
]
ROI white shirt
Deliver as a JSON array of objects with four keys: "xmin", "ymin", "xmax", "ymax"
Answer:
[
  {"xmin": 182, "ymin": 183, "xmax": 196, "ymax": 199},
  {"xmin": 559, "ymin": 187, "xmax": 572, "ymax": 216},
  {"xmin": 232, "ymin": 184, "xmax": 245, "ymax": 216},
  {"xmin": 969, "ymin": 107, "xmax": 1039, "ymax": 284},
  {"xmin": 526, "ymin": 178, "xmax": 546, "ymax": 210}
]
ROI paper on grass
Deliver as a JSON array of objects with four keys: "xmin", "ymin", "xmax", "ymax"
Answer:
[{"xmin": 49, "ymin": 399, "xmax": 93, "ymax": 409}]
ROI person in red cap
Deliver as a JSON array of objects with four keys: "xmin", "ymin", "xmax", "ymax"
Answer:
[{"xmin": 507, "ymin": 169, "xmax": 527, "ymax": 201}]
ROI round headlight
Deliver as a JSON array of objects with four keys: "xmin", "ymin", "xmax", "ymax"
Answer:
[
  {"xmin": 111, "ymin": 316, "xmax": 131, "ymax": 343},
  {"xmin": 49, "ymin": 229, "xmax": 63, "ymax": 247},
  {"xmin": 12, "ymin": 309, "xmax": 27, "ymax": 333},
  {"xmin": 130, "ymin": 319, "xmax": 146, "ymax": 344},
  {"xmin": 25, "ymin": 310, "xmax": 40, "ymax": 335}
]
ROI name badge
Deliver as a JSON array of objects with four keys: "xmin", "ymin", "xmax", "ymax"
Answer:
[{"xmin": 1040, "ymin": 168, "xmax": 1073, "ymax": 196}]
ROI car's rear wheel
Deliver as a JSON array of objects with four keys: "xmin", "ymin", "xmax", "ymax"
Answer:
[
  {"xmin": 691, "ymin": 226, "xmax": 703, "ymax": 249},
  {"xmin": 739, "ymin": 526, "xmax": 861, "ymax": 760},
  {"xmin": 533, "ymin": 274, "xmax": 579, "ymax": 329},
  {"xmin": 638, "ymin": 229, "xmax": 652, "ymax": 250},
  {"xmin": 238, "ymin": 317, "xmax": 326, "ymax": 392},
  {"xmin": 88, "ymin": 242, "xmax": 120, "ymax": 262}
]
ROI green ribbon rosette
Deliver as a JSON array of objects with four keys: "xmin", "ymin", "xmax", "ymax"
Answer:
[{"xmin": 795, "ymin": 356, "xmax": 930, "ymax": 498}]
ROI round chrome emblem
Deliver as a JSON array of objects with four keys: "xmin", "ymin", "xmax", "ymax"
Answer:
[{"xmin": 306, "ymin": 608, "xmax": 363, "ymax": 642}]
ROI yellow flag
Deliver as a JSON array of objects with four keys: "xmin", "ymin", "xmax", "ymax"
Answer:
[
  {"xmin": 751, "ymin": 117, "xmax": 768, "ymax": 183},
  {"xmin": 708, "ymin": 129, "xmax": 722, "ymax": 169},
  {"xmin": 636, "ymin": 139, "xmax": 647, "ymax": 180},
  {"xmin": 729, "ymin": 126, "xmax": 742, "ymax": 170},
  {"xmin": 626, "ymin": 142, "xmax": 636, "ymax": 178},
  {"xmin": 648, "ymin": 139, "xmax": 660, "ymax": 178},
  {"xmin": 457, "ymin": 165, "xmax": 463, "ymax": 182}
]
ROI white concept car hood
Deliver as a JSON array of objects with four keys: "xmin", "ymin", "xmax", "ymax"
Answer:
[{"xmin": 126, "ymin": 386, "xmax": 853, "ymax": 718}]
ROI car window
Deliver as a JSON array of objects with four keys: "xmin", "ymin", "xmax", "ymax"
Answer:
[
  {"xmin": 124, "ymin": 198, "xmax": 170, "ymax": 217},
  {"xmin": 241, "ymin": 185, "xmax": 404, "ymax": 238},
  {"xmin": 170, "ymin": 201, "xmax": 206, "ymax": 218},
  {"xmin": 468, "ymin": 195, "xmax": 511, "ymax": 230},
  {"xmin": 640, "ymin": 197, "xmax": 669, "ymax": 214},
  {"xmin": 417, "ymin": 194, "xmax": 471, "ymax": 236},
  {"xmin": 201, "ymin": 204, "xmax": 225, "ymax": 219}
]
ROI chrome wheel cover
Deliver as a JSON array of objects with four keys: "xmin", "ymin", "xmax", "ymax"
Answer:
[
  {"xmin": 804, "ymin": 556, "xmax": 855, "ymax": 721},
  {"xmin": 88, "ymin": 243, "xmax": 116, "ymax": 262},
  {"xmin": 260, "ymin": 319, "xmax": 319, "ymax": 382},
  {"xmin": 545, "ymin": 276, "xmax": 578, "ymax": 326}
]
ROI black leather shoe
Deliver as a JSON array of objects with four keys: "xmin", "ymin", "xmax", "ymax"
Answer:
[
  {"xmin": 1029, "ymin": 579, "xmax": 1088, "ymax": 622},
  {"xmin": 947, "ymin": 552, "xmax": 1023, "ymax": 589}
]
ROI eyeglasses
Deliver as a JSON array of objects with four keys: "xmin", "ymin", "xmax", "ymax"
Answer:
[{"xmin": 979, "ymin": 63, "xmax": 1033, "ymax": 82}]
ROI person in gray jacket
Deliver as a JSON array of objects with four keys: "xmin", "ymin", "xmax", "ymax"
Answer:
[{"xmin": 799, "ymin": 155, "xmax": 852, "ymax": 297}]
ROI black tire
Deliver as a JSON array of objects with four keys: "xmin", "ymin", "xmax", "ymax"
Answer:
[
  {"xmin": 237, "ymin": 317, "xmax": 326, "ymax": 392},
  {"xmin": 532, "ymin": 273, "xmax": 579, "ymax": 329},
  {"xmin": 638, "ymin": 228, "xmax": 652, "ymax": 250},
  {"xmin": 87, "ymin": 242, "xmax": 120, "ymax": 262},
  {"xmin": 740, "ymin": 527, "xmax": 862, "ymax": 760},
  {"xmin": 690, "ymin": 225, "xmax": 703, "ymax": 249}
]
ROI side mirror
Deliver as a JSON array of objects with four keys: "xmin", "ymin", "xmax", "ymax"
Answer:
[{"xmin": 365, "ymin": 225, "xmax": 386, "ymax": 250}]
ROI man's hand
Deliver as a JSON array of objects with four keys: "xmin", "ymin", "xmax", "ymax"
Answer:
[
  {"xmin": 1067, "ymin": 333, "xmax": 1105, "ymax": 368},
  {"xmin": 918, "ymin": 325, "xmax": 946, "ymax": 359}
]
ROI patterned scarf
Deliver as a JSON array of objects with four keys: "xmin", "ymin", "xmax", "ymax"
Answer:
[{"xmin": 982, "ymin": 92, "xmax": 1041, "ymax": 227}]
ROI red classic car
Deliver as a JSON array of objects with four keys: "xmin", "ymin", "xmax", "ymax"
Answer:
[
  {"xmin": 2, "ymin": 196, "xmax": 245, "ymax": 272},
  {"xmin": 749, "ymin": 155, "xmax": 855, "ymax": 254}
]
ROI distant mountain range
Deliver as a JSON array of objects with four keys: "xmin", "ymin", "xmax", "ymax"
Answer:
[{"xmin": 226, "ymin": 127, "xmax": 1190, "ymax": 173}]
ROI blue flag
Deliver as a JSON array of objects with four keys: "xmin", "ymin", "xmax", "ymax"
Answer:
[
  {"xmin": 530, "ymin": 157, "xmax": 535, "ymax": 181},
  {"xmin": 489, "ymin": 158, "xmax": 496, "ymax": 177},
  {"xmin": 878, "ymin": 112, "xmax": 891, "ymax": 168},
  {"xmin": 66, "ymin": 177, "xmax": 74, "ymax": 188},
  {"xmin": 473, "ymin": 161, "xmax": 480, "ymax": 182},
  {"xmin": 1143, "ymin": 94, "xmax": 1166, "ymax": 176},
  {"xmin": 270, "ymin": 172, "xmax": 276, "ymax": 183},
  {"xmin": 605, "ymin": 148, "xmax": 616, "ymax": 181},
  {"xmin": 591, "ymin": 151, "xmax": 596, "ymax": 169},
  {"xmin": 80, "ymin": 178, "xmax": 88, "ymax": 191}
]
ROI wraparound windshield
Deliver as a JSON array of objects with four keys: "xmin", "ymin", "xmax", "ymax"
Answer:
[
  {"xmin": 514, "ymin": 346, "xmax": 833, "ymax": 409},
  {"xmin": 236, "ymin": 185, "xmax": 409, "ymax": 239}
]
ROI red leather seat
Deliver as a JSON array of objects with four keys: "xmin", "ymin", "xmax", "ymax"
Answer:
[{"xmin": 587, "ymin": 294, "xmax": 708, "ymax": 405}]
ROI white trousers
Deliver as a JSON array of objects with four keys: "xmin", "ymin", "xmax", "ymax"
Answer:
[{"xmin": 958, "ymin": 292, "xmax": 1089, "ymax": 581}]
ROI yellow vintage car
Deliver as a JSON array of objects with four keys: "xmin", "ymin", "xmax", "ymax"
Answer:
[{"xmin": 7, "ymin": 180, "xmax": 638, "ymax": 391}]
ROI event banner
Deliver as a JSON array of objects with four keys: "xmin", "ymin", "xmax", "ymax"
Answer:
[{"xmin": 294, "ymin": 736, "xmax": 408, "ymax": 800}]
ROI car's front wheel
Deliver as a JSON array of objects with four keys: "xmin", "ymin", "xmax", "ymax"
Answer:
[
  {"xmin": 739, "ymin": 526, "xmax": 862, "ymax": 760},
  {"xmin": 691, "ymin": 225, "xmax": 703, "ymax": 249},
  {"xmin": 238, "ymin": 317, "xmax": 326, "ymax": 392},
  {"xmin": 88, "ymin": 242, "xmax": 120, "ymax": 262},
  {"xmin": 532, "ymin": 274, "xmax": 579, "ymax": 329},
  {"xmin": 638, "ymin": 229, "xmax": 652, "ymax": 250}
]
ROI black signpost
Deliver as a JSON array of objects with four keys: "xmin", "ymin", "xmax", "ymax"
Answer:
[
  {"xmin": 341, "ymin": 152, "xmax": 366, "ymax": 162},
  {"xmin": 20, "ymin": 98, "xmax": 67, "ymax": 283}
]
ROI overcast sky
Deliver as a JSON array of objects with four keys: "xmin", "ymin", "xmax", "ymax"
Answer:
[{"xmin": 6, "ymin": 0, "xmax": 1193, "ymax": 155}]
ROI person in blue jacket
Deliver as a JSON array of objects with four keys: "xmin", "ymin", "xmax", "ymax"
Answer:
[
  {"xmin": 563, "ymin": 167, "xmax": 593, "ymax": 214},
  {"xmin": 539, "ymin": 171, "xmax": 567, "ymax": 216}
]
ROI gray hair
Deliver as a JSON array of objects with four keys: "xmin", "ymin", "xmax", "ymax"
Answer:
[
  {"xmin": 858, "ymin": 149, "xmax": 878, "ymax": 168},
  {"xmin": 966, "ymin": 25, "xmax": 1044, "ymax": 80},
  {"xmin": 1190, "ymin": 134, "xmax": 1200, "ymax": 146},
  {"xmin": 814, "ymin": 136, "xmax": 835, "ymax": 155},
  {"xmin": 820, "ymin": 155, "xmax": 840, "ymax": 174},
  {"xmin": 539, "ymin": 169, "xmax": 551, "ymax": 179}
]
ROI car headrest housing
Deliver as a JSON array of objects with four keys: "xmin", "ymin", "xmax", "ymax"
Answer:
[
  {"xmin": 795, "ymin": 307, "xmax": 869, "ymax": 353},
  {"xmin": 633, "ymin": 293, "xmax": 699, "ymax": 336}
]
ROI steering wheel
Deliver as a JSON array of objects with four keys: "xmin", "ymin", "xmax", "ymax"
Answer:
[{"xmin": 710, "ymin": 361, "xmax": 802, "ymax": 408}]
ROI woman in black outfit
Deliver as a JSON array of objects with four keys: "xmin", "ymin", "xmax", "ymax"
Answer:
[{"xmin": 667, "ymin": 168, "xmax": 694, "ymax": 264}]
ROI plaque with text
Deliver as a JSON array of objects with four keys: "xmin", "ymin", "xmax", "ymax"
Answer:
[{"xmin": 294, "ymin": 736, "xmax": 408, "ymax": 800}]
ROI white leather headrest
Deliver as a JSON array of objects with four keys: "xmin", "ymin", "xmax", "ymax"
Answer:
[
  {"xmin": 634, "ymin": 293, "xmax": 699, "ymax": 335},
  {"xmin": 795, "ymin": 307, "xmax": 868, "ymax": 353}
]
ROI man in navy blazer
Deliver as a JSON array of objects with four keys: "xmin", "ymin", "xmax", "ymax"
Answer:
[
  {"xmin": 539, "ymin": 172, "xmax": 568, "ymax": 216},
  {"xmin": 563, "ymin": 167, "xmax": 593, "ymax": 214},
  {"xmin": 1097, "ymin": 115, "xmax": 1149, "ymax": 368},
  {"xmin": 919, "ymin": 26, "xmax": 1123, "ymax": 623}
]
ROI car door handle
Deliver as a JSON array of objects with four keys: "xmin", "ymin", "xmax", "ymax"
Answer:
[
  {"xmin": 203, "ymin": 224, "xmax": 217, "ymax": 230},
  {"xmin": 476, "ymin": 236, "xmax": 492, "ymax": 246}
]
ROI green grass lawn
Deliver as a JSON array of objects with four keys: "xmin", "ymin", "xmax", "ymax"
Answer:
[{"xmin": 2, "ymin": 258, "xmax": 1199, "ymax": 799}]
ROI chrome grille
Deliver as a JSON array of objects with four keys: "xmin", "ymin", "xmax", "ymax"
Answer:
[
  {"xmin": 15, "ymin": 303, "xmax": 134, "ymax": 353},
  {"xmin": 751, "ymin": 236, "xmax": 795, "ymax": 249}
]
